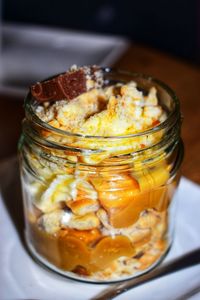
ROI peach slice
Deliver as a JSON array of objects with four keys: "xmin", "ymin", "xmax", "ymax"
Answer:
[
  {"xmin": 91, "ymin": 236, "xmax": 135, "ymax": 269},
  {"xmin": 109, "ymin": 193, "xmax": 149, "ymax": 228},
  {"xmin": 58, "ymin": 232, "xmax": 90, "ymax": 270},
  {"xmin": 109, "ymin": 186, "xmax": 169, "ymax": 228},
  {"xmin": 62, "ymin": 228, "xmax": 102, "ymax": 246},
  {"xmin": 91, "ymin": 174, "xmax": 139, "ymax": 210},
  {"xmin": 137, "ymin": 165, "xmax": 169, "ymax": 192},
  {"xmin": 137, "ymin": 185, "xmax": 170, "ymax": 212},
  {"xmin": 98, "ymin": 189, "xmax": 138, "ymax": 210}
]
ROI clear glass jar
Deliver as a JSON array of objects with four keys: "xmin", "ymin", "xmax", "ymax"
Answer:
[{"xmin": 18, "ymin": 69, "xmax": 183, "ymax": 283}]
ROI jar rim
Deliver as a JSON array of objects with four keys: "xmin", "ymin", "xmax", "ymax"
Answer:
[{"xmin": 25, "ymin": 68, "xmax": 180, "ymax": 140}]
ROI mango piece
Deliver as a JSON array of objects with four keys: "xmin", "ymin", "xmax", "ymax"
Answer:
[{"xmin": 91, "ymin": 236, "xmax": 135, "ymax": 269}]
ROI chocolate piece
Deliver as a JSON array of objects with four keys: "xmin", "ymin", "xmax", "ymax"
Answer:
[
  {"xmin": 57, "ymin": 69, "xmax": 86, "ymax": 100},
  {"xmin": 31, "ymin": 79, "xmax": 64, "ymax": 102},
  {"xmin": 31, "ymin": 66, "xmax": 103, "ymax": 103}
]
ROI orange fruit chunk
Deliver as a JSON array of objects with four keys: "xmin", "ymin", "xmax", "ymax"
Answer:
[{"xmin": 91, "ymin": 236, "xmax": 135, "ymax": 269}]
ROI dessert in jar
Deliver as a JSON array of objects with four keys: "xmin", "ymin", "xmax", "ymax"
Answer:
[{"xmin": 18, "ymin": 66, "xmax": 183, "ymax": 282}]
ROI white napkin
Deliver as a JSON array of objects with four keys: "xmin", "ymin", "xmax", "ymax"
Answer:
[{"xmin": 0, "ymin": 157, "xmax": 200, "ymax": 300}]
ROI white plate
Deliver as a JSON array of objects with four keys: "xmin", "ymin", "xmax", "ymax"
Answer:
[
  {"xmin": 0, "ymin": 157, "xmax": 200, "ymax": 300},
  {"xmin": 0, "ymin": 23, "xmax": 129, "ymax": 97}
]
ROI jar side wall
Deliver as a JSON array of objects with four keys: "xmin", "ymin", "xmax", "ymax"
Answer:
[
  {"xmin": 19, "ymin": 136, "xmax": 182, "ymax": 282},
  {"xmin": 19, "ymin": 70, "xmax": 183, "ymax": 282}
]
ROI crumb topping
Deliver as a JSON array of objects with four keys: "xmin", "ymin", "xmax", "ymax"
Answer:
[{"xmin": 35, "ymin": 80, "xmax": 167, "ymax": 136}]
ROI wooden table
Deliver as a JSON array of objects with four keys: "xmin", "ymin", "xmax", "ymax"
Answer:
[
  {"xmin": 1, "ymin": 44, "xmax": 200, "ymax": 184},
  {"xmin": 114, "ymin": 45, "xmax": 200, "ymax": 184}
]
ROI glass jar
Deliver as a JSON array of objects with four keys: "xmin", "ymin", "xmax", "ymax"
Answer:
[{"xmin": 18, "ymin": 69, "xmax": 183, "ymax": 283}]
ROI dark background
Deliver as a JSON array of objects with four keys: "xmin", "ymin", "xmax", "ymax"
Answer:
[{"xmin": 2, "ymin": 0, "xmax": 200, "ymax": 64}]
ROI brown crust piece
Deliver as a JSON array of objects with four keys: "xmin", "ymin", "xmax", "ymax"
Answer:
[{"xmin": 31, "ymin": 66, "xmax": 102, "ymax": 103}]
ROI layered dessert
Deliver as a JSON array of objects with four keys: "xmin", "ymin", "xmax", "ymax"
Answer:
[{"xmin": 20, "ymin": 66, "xmax": 178, "ymax": 282}]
